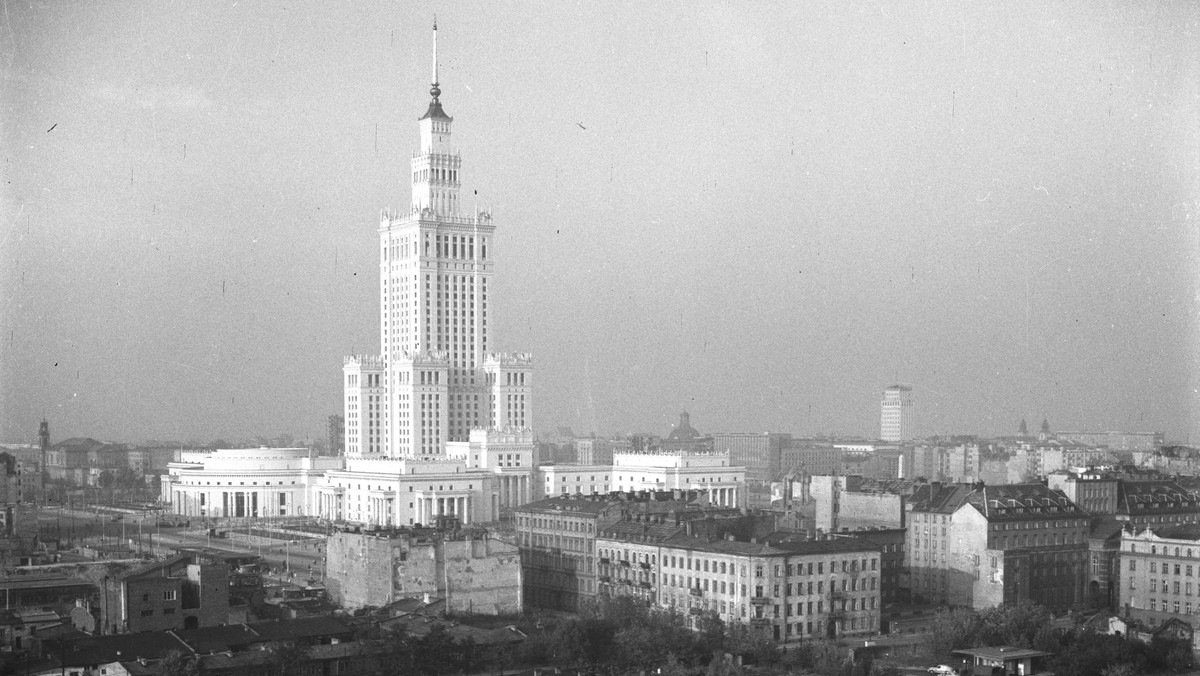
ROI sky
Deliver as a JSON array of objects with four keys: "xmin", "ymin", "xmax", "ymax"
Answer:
[{"xmin": 2, "ymin": 1, "xmax": 1198, "ymax": 446}]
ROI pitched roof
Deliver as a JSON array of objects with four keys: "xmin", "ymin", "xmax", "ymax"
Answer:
[
  {"xmin": 247, "ymin": 616, "xmax": 353, "ymax": 642},
  {"xmin": 909, "ymin": 483, "xmax": 1086, "ymax": 521},
  {"xmin": 173, "ymin": 623, "xmax": 261, "ymax": 654},
  {"xmin": 48, "ymin": 631, "xmax": 192, "ymax": 666},
  {"xmin": 1118, "ymin": 480, "xmax": 1200, "ymax": 515}
]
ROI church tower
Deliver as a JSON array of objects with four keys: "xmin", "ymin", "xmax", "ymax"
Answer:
[{"xmin": 344, "ymin": 21, "xmax": 531, "ymax": 459}]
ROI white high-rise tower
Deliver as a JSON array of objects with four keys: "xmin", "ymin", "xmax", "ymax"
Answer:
[
  {"xmin": 880, "ymin": 385, "xmax": 913, "ymax": 442},
  {"xmin": 344, "ymin": 21, "xmax": 532, "ymax": 459}
]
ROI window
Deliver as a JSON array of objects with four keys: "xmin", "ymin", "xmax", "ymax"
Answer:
[{"xmin": 163, "ymin": 590, "xmax": 177, "ymax": 601}]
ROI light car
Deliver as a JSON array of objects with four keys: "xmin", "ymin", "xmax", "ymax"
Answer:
[{"xmin": 927, "ymin": 666, "xmax": 956, "ymax": 676}]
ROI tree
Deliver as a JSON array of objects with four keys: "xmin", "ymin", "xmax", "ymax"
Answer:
[
  {"xmin": 1099, "ymin": 664, "xmax": 1136, "ymax": 676},
  {"xmin": 922, "ymin": 607, "xmax": 981, "ymax": 657},
  {"xmin": 695, "ymin": 611, "xmax": 728, "ymax": 656},
  {"xmin": 160, "ymin": 650, "xmax": 202, "ymax": 676},
  {"xmin": 412, "ymin": 624, "xmax": 458, "ymax": 675},
  {"xmin": 724, "ymin": 623, "xmax": 778, "ymax": 667},
  {"xmin": 1048, "ymin": 632, "xmax": 1145, "ymax": 676},
  {"xmin": 96, "ymin": 470, "xmax": 114, "ymax": 489},
  {"xmin": 264, "ymin": 641, "xmax": 309, "ymax": 676},
  {"xmin": 976, "ymin": 603, "xmax": 1052, "ymax": 648}
]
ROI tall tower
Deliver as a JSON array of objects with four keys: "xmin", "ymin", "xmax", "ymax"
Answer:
[
  {"xmin": 38, "ymin": 419, "xmax": 49, "ymax": 500},
  {"xmin": 880, "ymin": 385, "xmax": 913, "ymax": 442},
  {"xmin": 345, "ymin": 21, "xmax": 532, "ymax": 459}
]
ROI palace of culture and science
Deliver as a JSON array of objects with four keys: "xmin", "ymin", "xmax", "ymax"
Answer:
[
  {"xmin": 161, "ymin": 25, "xmax": 745, "ymax": 526},
  {"xmin": 313, "ymin": 23, "xmax": 536, "ymax": 525}
]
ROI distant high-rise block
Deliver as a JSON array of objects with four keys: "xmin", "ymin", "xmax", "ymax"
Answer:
[
  {"xmin": 327, "ymin": 414, "xmax": 344, "ymax": 455},
  {"xmin": 880, "ymin": 385, "xmax": 913, "ymax": 442}
]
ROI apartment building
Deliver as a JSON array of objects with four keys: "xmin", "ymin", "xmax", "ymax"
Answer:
[
  {"xmin": 907, "ymin": 483, "xmax": 1089, "ymax": 610},
  {"xmin": 598, "ymin": 517, "xmax": 880, "ymax": 643}
]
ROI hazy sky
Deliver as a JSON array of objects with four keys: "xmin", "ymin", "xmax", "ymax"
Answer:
[{"xmin": 3, "ymin": 2, "xmax": 1197, "ymax": 445}]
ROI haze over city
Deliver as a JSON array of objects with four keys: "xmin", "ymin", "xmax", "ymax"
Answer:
[{"xmin": 3, "ymin": 2, "xmax": 1197, "ymax": 445}]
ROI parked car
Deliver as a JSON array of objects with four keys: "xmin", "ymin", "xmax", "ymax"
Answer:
[{"xmin": 927, "ymin": 666, "xmax": 956, "ymax": 676}]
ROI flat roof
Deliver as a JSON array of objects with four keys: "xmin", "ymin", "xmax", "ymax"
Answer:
[
  {"xmin": 953, "ymin": 646, "xmax": 1052, "ymax": 661},
  {"xmin": 0, "ymin": 576, "xmax": 93, "ymax": 591}
]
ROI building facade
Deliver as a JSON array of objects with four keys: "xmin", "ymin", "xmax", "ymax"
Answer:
[
  {"xmin": 880, "ymin": 386, "xmax": 914, "ymax": 442},
  {"xmin": 598, "ymin": 525, "xmax": 881, "ymax": 643},
  {"xmin": 1118, "ymin": 525, "xmax": 1200, "ymax": 630},
  {"xmin": 326, "ymin": 526, "xmax": 521, "ymax": 615},
  {"xmin": 301, "ymin": 24, "xmax": 539, "ymax": 526},
  {"xmin": 343, "ymin": 22, "xmax": 531, "ymax": 460},
  {"xmin": 100, "ymin": 553, "xmax": 230, "ymax": 635},
  {"xmin": 906, "ymin": 483, "xmax": 1089, "ymax": 610},
  {"xmin": 163, "ymin": 448, "xmax": 341, "ymax": 518},
  {"xmin": 610, "ymin": 451, "xmax": 744, "ymax": 508},
  {"xmin": 514, "ymin": 490, "xmax": 740, "ymax": 613},
  {"xmin": 810, "ymin": 475, "xmax": 909, "ymax": 533},
  {"xmin": 711, "ymin": 433, "xmax": 789, "ymax": 483}
]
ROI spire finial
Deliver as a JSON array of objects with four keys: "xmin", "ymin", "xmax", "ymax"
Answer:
[
  {"xmin": 419, "ymin": 18, "xmax": 449, "ymax": 120},
  {"xmin": 431, "ymin": 17, "xmax": 439, "ymax": 97}
]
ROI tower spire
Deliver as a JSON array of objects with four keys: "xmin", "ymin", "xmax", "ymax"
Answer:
[{"xmin": 420, "ymin": 18, "xmax": 449, "ymax": 121}]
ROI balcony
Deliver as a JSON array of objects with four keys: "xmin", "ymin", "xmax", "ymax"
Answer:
[
  {"xmin": 599, "ymin": 557, "xmax": 610, "ymax": 565},
  {"xmin": 750, "ymin": 617, "xmax": 772, "ymax": 626},
  {"xmin": 620, "ymin": 560, "xmax": 631, "ymax": 568},
  {"xmin": 598, "ymin": 576, "xmax": 611, "ymax": 583},
  {"xmin": 639, "ymin": 582, "xmax": 653, "ymax": 590},
  {"xmin": 639, "ymin": 562, "xmax": 651, "ymax": 570},
  {"xmin": 689, "ymin": 587, "xmax": 703, "ymax": 597},
  {"xmin": 689, "ymin": 607, "xmax": 703, "ymax": 616},
  {"xmin": 750, "ymin": 596, "xmax": 770, "ymax": 605}
]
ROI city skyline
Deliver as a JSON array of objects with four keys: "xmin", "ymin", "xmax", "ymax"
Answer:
[{"xmin": 4, "ymin": 3, "xmax": 1197, "ymax": 445}]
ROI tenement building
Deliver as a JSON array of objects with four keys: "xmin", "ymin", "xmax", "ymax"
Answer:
[
  {"xmin": 906, "ymin": 483, "xmax": 1089, "ymax": 610},
  {"xmin": 515, "ymin": 490, "xmax": 739, "ymax": 612},
  {"xmin": 598, "ymin": 521, "xmax": 881, "ymax": 643},
  {"xmin": 1118, "ymin": 524, "xmax": 1200, "ymax": 629},
  {"xmin": 309, "ymin": 23, "xmax": 537, "ymax": 525},
  {"xmin": 1048, "ymin": 471, "xmax": 1200, "ymax": 526}
]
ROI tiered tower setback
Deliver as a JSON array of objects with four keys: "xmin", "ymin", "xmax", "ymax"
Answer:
[{"xmin": 344, "ymin": 21, "xmax": 532, "ymax": 459}]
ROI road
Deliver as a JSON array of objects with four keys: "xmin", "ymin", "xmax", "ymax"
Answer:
[{"xmin": 33, "ymin": 506, "xmax": 329, "ymax": 580}]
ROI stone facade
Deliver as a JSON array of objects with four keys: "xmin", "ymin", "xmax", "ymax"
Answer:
[{"xmin": 326, "ymin": 527, "xmax": 521, "ymax": 615}]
